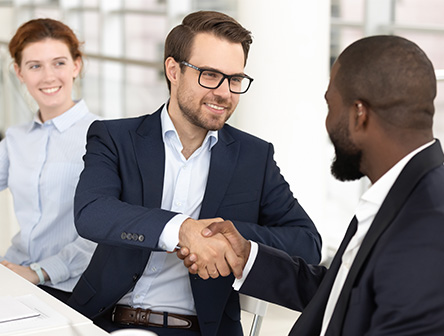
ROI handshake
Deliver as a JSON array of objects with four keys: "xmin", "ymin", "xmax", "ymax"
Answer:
[{"xmin": 176, "ymin": 218, "xmax": 251, "ymax": 280}]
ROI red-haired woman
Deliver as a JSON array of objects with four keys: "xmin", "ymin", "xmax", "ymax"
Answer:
[{"xmin": 0, "ymin": 18, "xmax": 98, "ymax": 302}]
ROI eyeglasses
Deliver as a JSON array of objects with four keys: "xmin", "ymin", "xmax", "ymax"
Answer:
[{"xmin": 181, "ymin": 61, "xmax": 254, "ymax": 94}]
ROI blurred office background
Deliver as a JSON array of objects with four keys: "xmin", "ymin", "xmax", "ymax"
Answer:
[{"xmin": 0, "ymin": 0, "xmax": 443, "ymax": 334}]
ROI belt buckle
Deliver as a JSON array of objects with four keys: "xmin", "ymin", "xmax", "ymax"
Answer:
[
  {"xmin": 111, "ymin": 306, "xmax": 117, "ymax": 322},
  {"xmin": 145, "ymin": 309, "xmax": 163, "ymax": 327},
  {"xmin": 167, "ymin": 313, "xmax": 192, "ymax": 329}
]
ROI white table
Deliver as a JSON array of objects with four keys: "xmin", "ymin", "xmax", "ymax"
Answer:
[{"xmin": 0, "ymin": 264, "xmax": 109, "ymax": 336}]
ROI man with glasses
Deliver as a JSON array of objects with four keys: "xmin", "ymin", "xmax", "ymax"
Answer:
[{"xmin": 68, "ymin": 11, "xmax": 321, "ymax": 336}]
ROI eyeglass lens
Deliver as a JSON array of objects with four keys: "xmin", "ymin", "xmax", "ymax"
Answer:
[{"xmin": 199, "ymin": 70, "xmax": 250, "ymax": 93}]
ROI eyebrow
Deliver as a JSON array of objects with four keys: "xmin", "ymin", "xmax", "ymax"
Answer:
[
  {"xmin": 24, "ymin": 56, "xmax": 69, "ymax": 66},
  {"xmin": 199, "ymin": 65, "xmax": 246, "ymax": 77}
]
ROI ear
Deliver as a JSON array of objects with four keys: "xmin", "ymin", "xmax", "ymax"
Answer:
[
  {"xmin": 72, "ymin": 57, "xmax": 82, "ymax": 79},
  {"xmin": 165, "ymin": 57, "xmax": 180, "ymax": 86},
  {"xmin": 351, "ymin": 100, "xmax": 368, "ymax": 131},
  {"xmin": 14, "ymin": 63, "xmax": 24, "ymax": 83}
]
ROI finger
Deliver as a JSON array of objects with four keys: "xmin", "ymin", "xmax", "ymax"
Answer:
[
  {"xmin": 207, "ymin": 267, "xmax": 220, "ymax": 279},
  {"xmin": 1, "ymin": 260, "xmax": 11, "ymax": 268},
  {"xmin": 202, "ymin": 220, "xmax": 232, "ymax": 237},
  {"xmin": 197, "ymin": 267, "xmax": 210, "ymax": 280},
  {"xmin": 176, "ymin": 247, "xmax": 190, "ymax": 260},
  {"xmin": 189, "ymin": 264, "xmax": 198, "ymax": 274},
  {"xmin": 183, "ymin": 254, "xmax": 197, "ymax": 268},
  {"xmin": 225, "ymin": 248, "xmax": 243, "ymax": 279},
  {"xmin": 215, "ymin": 258, "xmax": 232, "ymax": 277}
]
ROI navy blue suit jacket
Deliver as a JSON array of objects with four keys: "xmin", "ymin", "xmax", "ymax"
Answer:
[
  {"xmin": 68, "ymin": 106, "xmax": 321, "ymax": 336},
  {"xmin": 240, "ymin": 140, "xmax": 444, "ymax": 335}
]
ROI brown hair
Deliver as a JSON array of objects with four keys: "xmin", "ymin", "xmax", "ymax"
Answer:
[
  {"xmin": 164, "ymin": 11, "xmax": 253, "ymax": 92},
  {"xmin": 9, "ymin": 18, "xmax": 84, "ymax": 70},
  {"xmin": 335, "ymin": 35, "xmax": 436, "ymax": 130}
]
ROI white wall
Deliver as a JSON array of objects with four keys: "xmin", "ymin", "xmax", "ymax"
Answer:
[{"xmin": 234, "ymin": 0, "xmax": 362, "ymax": 260}]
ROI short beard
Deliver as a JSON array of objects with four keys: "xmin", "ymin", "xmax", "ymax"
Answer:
[
  {"xmin": 329, "ymin": 119, "xmax": 364, "ymax": 182},
  {"xmin": 180, "ymin": 101, "xmax": 222, "ymax": 131},
  {"xmin": 178, "ymin": 95, "xmax": 230, "ymax": 132},
  {"xmin": 330, "ymin": 146, "xmax": 364, "ymax": 181}
]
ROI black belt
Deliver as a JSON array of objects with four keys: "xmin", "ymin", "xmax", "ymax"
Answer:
[{"xmin": 112, "ymin": 305, "xmax": 200, "ymax": 332}]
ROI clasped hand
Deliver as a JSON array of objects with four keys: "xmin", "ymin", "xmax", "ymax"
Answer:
[
  {"xmin": 177, "ymin": 219, "xmax": 250, "ymax": 280},
  {"xmin": 0, "ymin": 260, "xmax": 47, "ymax": 284}
]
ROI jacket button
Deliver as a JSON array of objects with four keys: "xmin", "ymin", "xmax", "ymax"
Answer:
[
  {"xmin": 99, "ymin": 307, "xmax": 105, "ymax": 312},
  {"xmin": 132, "ymin": 233, "xmax": 139, "ymax": 241},
  {"xmin": 138, "ymin": 235, "xmax": 145, "ymax": 242},
  {"xmin": 133, "ymin": 274, "xmax": 139, "ymax": 281},
  {"xmin": 121, "ymin": 232, "xmax": 127, "ymax": 240}
]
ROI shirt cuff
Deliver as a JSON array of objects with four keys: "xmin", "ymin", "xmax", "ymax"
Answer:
[
  {"xmin": 233, "ymin": 241, "xmax": 258, "ymax": 291},
  {"xmin": 158, "ymin": 214, "xmax": 190, "ymax": 251},
  {"xmin": 39, "ymin": 256, "xmax": 69, "ymax": 285}
]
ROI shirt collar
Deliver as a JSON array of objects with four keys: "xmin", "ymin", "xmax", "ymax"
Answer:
[
  {"xmin": 356, "ymin": 140, "xmax": 435, "ymax": 221},
  {"xmin": 29, "ymin": 99, "xmax": 88, "ymax": 133},
  {"xmin": 160, "ymin": 102, "xmax": 218, "ymax": 151}
]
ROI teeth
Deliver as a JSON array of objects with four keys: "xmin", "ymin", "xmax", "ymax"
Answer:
[
  {"xmin": 206, "ymin": 103, "xmax": 224, "ymax": 111},
  {"xmin": 42, "ymin": 87, "xmax": 59, "ymax": 94}
]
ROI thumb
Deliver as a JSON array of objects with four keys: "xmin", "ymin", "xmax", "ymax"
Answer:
[
  {"xmin": 201, "ymin": 220, "xmax": 231, "ymax": 237},
  {"xmin": 202, "ymin": 227, "xmax": 213, "ymax": 237}
]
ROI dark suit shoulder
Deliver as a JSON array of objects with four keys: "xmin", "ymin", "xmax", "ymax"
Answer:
[
  {"xmin": 222, "ymin": 123, "xmax": 271, "ymax": 149},
  {"xmin": 89, "ymin": 107, "xmax": 162, "ymax": 137}
]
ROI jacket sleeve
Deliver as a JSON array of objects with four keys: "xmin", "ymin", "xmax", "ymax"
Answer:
[
  {"xmin": 74, "ymin": 120, "xmax": 177, "ymax": 250},
  {"xmin": 240, "ymin": 243, "xmax": 326, "ymax": 311}
]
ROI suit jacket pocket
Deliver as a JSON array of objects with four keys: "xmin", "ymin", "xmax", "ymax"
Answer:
[{"xmin": 71, "ymin": 276, "xmax": 96, "ymax": 306}]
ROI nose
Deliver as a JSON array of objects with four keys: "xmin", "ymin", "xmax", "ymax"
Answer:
[
  {"xmin": 212, "ymin": 77, "xmax": 231, "ymax": 98},
  {"xmin": 42, "ymin": 66, "xmax": 56, "ymax": 82}
]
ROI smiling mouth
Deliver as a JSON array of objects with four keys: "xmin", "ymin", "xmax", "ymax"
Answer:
[
  {"xmin": 205, "ymin": 103, "xmax": 225, "ymax": 111},
  {"xmin": 41, "ymin": 87, "xmax": 61, "ymax": 94}
]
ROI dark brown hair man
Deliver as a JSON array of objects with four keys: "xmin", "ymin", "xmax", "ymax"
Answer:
[{"xmin": 68, "ymin": 11, "xmax": 321, "ymax": 336}]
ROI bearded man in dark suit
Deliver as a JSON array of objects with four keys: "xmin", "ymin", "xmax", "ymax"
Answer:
[{"xmin": 181, "ymin": 35, "xmax": 444, "ymax": 336}]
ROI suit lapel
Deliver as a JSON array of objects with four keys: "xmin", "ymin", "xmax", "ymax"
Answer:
[
  {"xmin": 199, "ymin": 126, "xmax": 239, "ymax": 219},
  {"xmin": 290, "ymin": 217, "xmax": 357, "ymax": 335},
  {"xmin": 130, "ymin": 108, "xmax": 165, "ymax": 208},
  {"xmin": 326, "ymin": 140, "xmax": 444, "ymax": 335}
]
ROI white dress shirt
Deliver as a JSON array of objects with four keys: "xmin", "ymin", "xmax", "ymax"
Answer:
[
  {"xmin": 0, "ymin": 100, "xmax": 98, "ymax": 291},
  {"xmin": 118, "ymin": 104, "xmax": 218, "ymax": 315}
]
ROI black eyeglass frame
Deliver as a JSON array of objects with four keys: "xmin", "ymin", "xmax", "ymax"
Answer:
[{"xmin": 180, "ymin": 61, "xmax": 254, "ymax": 94}]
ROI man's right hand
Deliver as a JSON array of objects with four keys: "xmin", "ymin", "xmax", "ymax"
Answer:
[
  {"xmin": 178, "ymin": 218, "xmax": 244, "ymax": 280},
  {"xmin": 178, "ymin": 220, "xmax": 251, "ymax": 279}
]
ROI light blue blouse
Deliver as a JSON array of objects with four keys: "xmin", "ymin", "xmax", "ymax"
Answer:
[{"xmin": 0, "ymin": 99, "xmax": 98, "ymax": 292}]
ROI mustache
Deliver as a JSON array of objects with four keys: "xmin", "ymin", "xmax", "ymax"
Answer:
[{"xmin": 209, "ymin": 96, "xmax": 231, "ymax": 107}]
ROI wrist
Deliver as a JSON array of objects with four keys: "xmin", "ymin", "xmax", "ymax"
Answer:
[
  {"xmin": 178, "ymin": 218, "xmax": 195, "ymax": 247},
  {"xmin": 245, "ymin": 241, "xmax": 252, "ymax": 265},
  {"xmin": 30, "ymin": 263, "xmax": 45, "ymax": 285}
]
